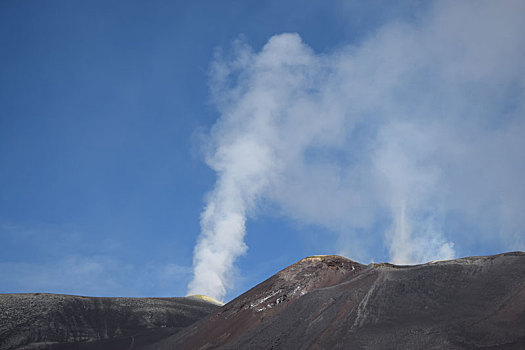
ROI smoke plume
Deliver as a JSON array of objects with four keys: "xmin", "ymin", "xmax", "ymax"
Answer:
[{"xmin": 188, "ymin": 1, "xmax": 525, "ymax": 300}]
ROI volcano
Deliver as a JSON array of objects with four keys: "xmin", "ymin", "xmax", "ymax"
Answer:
[
  {"xmin": 2, "ymin": 252, "xmax": 525, "ymax": 349},
  {"xmin": 151, "ymin": 252, "xmax": 525, "ymax": 349}
]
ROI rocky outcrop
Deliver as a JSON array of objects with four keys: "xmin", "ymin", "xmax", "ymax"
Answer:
[{"xmin": 0, "ymin": 294, "xmax": 219, "ymax": 350}]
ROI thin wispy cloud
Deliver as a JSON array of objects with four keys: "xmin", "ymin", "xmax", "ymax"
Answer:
[
  {"xmin": 189, "ymin": 1, "xmax": 525, "ymax": 300},
  {"xmin": 0, "ymin": 254, "xmax": 191, "ymax": 297}
]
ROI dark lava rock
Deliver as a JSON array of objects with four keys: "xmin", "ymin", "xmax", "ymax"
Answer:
[
  {"xmin": 150, "ymin": 252, "xmax": 525, "ymax": 350},
  {"xmin": 0, "ymin": 294, "xmax": 220, "ymax": 350}
]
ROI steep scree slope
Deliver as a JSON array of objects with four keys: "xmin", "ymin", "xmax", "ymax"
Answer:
[{"xmin": 150, "ymin": 252, "xmax": 525, "ymax": 350}]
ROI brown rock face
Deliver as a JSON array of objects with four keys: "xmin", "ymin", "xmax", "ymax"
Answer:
[
  {"xmin": 150, "ymin": 252, "xmax": 525, "ymax": 350},
  {"xmin": 153, "ymin": 255, "xmax": 364, "ymax": 350}
]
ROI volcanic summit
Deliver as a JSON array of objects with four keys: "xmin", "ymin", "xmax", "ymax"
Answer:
[
  {"xmin": 2, "ymin": 252, "xmax": 525, "ymax": 349},
  {"xmin": 151, "ymin": 252, "xmax": 525, "ymax": 349}
]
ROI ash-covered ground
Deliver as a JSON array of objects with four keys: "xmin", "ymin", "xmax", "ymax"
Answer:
[
  {"xmin": 153, "ymin": 252, "xmax": 525, "ymax": 350},
  {"xmin": 2, "ymin": 252, "xmax": 524, "ymax": 350},
  {"xmin": 0, "ymin": 294, "xmax": 219, "ymax": 350}
]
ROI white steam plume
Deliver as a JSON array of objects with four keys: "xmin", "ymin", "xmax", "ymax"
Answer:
[{"xmin": 188, "ymin": 1, "xmax": 525, "ymax": 300}]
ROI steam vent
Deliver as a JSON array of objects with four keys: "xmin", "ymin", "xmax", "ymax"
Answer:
[{"xmin": 2, "ymin": 252, "xmax": 525, "ymax": 349}]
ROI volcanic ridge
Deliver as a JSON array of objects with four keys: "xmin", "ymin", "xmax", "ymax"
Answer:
[
  {"xmin": 2, "ymin": 252, "xmax": 525, "ymax": 349},
  {"xmin": 0, "ymin": 294, "xmax": 220, "ymax": 350}
]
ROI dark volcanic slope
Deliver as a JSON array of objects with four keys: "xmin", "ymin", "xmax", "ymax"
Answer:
[
  {"xmin": 153, "ymin": 252, "xmax": 525, "ymax": 350},
  {"xmin": 0, "ymin": 294, "xmax": 220, "ymax": 350}
]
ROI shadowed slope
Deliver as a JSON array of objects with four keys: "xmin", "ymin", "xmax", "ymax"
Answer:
[
  {"xmin": 152, "ymin": 252, "xmax": 525, "ymax": 350},
  {"xmin": 0, "ymin": 294, "xmax": 220, "ymax": 350}
]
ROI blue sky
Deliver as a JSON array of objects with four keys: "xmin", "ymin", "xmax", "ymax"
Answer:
[{"xmin": 1, "ymin": 1, "xmax": 524, "ymax": 301}]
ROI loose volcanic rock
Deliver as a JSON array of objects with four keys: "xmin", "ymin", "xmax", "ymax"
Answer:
[
  {"xmin": 3, "ymin": 252, "xmax": 524, "ymax": 349},
  {"xmin": 150, "ymin": 252, "xmax": 525, "ymax": 350},
  {"xmin": 0, "ymin": 294, "xmax": 220, "ymax": 350},
  {"xmin": 148, "ymin": 255, "xmax": 365, "ymax": 349}
]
